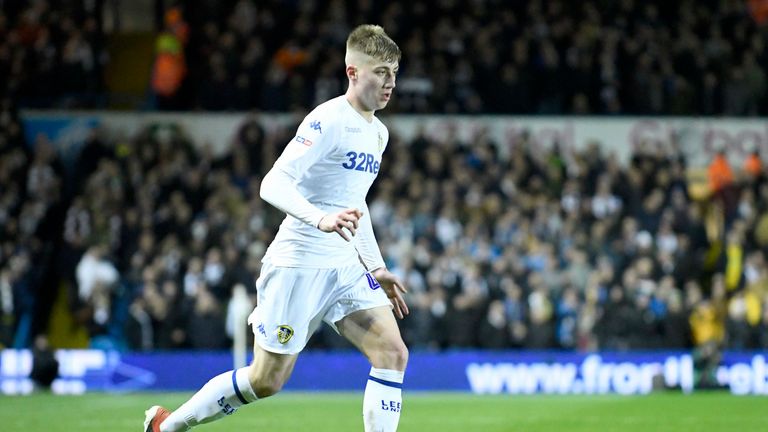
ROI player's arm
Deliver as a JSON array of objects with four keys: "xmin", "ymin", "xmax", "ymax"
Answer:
[
  {"xmin": 259, "ymin": 116, "xmax": 361, "ymax": 241},
  {"xmin": 356, "ymin": 202, "xmax": 409, "ymax": 318},
  {"xmin": 260, "ymin": 167, "xmax": 323, "ymax": 227}
]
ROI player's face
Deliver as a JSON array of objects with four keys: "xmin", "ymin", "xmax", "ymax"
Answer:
[{"xmin": 355, "ymin": 59, "xmax": 398, "ymax": 112}]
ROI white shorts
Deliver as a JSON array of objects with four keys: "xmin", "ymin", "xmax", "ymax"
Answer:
[{"xmin": 247, "ymin": 262, "xmax": 391, "ymax": 354}]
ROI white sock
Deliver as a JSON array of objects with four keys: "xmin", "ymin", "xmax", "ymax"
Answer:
[
  {"xmin": 363, "ymin": 367, "xmax": 404, "ymax": 432},
  {"xmin": 160, "ymin": 367, "xmax": 257, "ymax": 432}
]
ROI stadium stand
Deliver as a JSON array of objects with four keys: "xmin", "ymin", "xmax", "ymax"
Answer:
[{"xmin": 1, "ymin": 1, "xmax": 767, "ymax": 355}]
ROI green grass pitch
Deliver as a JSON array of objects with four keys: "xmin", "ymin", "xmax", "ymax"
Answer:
[{"xmin": 0, "ymin": 391, "xmax": 763, "ymax": 431}]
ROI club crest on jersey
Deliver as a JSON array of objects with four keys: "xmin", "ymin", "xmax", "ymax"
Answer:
[
  {"xmin": 309, "ymin": 120, "xmax": 322, "ymax": 133},
  {"xmin": 377, "ymin": 132, "xmax": 384, "ymax": 152},
  {"xmin": 276, "ymin": 325, "xmax": 294, "ymax": 344},
  {"xmin": 366, "ymin": 273, "xmax": 381, "ymax": 290}
]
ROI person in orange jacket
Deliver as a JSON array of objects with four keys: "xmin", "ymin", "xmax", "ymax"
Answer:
[{"xmin": 708, "ymin": 150, "xmax": 734, "ymax": 194}]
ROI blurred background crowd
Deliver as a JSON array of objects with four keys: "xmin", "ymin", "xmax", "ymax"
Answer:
[
  {"xmin": 2, "ymin": 0, "xmax": 768, "ymax": 357},
  {"xmin": 2, "ymin": 0, "xmax": 767, "ymax": 114},
  {"xmin": 3, "ymin": 108, "xmax": 768, "ymax": 354}
]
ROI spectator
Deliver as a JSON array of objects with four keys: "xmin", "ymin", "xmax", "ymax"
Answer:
[
  {"xmin": 446, "ymin": 264, "xmax": 488, "ymax": 347},
  {"xmin": 708, "ymin": 150, "xmax": 734, "ymax": 195},
  {"xmin": 0, "ymin": 268, "xmax": 19, "ymax": 347},
  {"xmin": 478, "ymin": 300, "xmax": 512, "ymax": 349},
  {"xmin": 76, "ymin": 245, "xmax": 118, "ymax": 301},
  {"xmin": 29, "ymin": 335, "xmax": 58, "ymax": 390},
  {"xmin": 185, "ymin": 287, "xmax": 227, "ymax": 350},
  {"xmin": 151, "ymin": 6, "xmax": 189, "ymax": 110},
  {"xmin": 526, "ymin": 278, "xmax": 554, "ymax": 349},
  {"xmin": 596, "ymin": 285, "xmax": 633, "ymax": 350},
  {"xmin": 75, "ymin": 244, "xmax": 119, "ymax": 338},
  {"xmin": 660, "ymin": 290, "xmax": 690, "ymax": 348},
  {"xmin": 744, "ymin": 150, "xmax": 762, "ymax": 180}
]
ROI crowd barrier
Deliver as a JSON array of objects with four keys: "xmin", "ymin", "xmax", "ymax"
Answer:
[{"xmin": 2, "ymin": 349, "xmax": 766, "ymax": 396}]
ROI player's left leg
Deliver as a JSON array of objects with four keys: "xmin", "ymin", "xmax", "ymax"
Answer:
[{"xmin": 337, "ymin": 306, "xmax": 408, "ymax": 432}]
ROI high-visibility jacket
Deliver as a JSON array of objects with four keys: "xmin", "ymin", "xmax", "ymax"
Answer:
[
  {"xmin": 151, "ymin": 33, "xmax": 186, "ymax": 97},
  {"xmin": 708, "ymin": 154, "xmax": 734, "ymax": 193}
]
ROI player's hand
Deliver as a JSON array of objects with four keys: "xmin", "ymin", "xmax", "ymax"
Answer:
[
  {"xmin": 372, "ymin": 268, "xmax": 409, "ymax": 319},
  {"xmin": 318, "ymin": 208, "xmax": 363, "ymax": 241}
]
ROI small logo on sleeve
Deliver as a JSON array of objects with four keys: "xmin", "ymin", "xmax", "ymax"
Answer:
[
  {"xmin": 276, "ymin": 325, "xmax": 294, "ymax": 344},
  {"xmin": 309, "ymin": 120, "xmax": 322, "ymax": 133},
  {"xmin": 294, "ymin": 135, "xmax": 313, "ymax": 146}
]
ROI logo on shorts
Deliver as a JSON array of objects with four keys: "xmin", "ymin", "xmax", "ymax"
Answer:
[
  {"xmin": 366, "ymin": 273, "xmax": 381, "ymax": 290},
  {"xmin": 276, "ymin": 325, "xmax": 294, "ymax": 344},
  {"xmin": 257, "ymin": 323, "xmax": 267, "ymax": 337}
]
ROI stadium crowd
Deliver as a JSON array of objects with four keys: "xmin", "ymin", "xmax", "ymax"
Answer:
[
  {"xmin": 1, "ymin": 0, "xmax": 767, "ymax": 114},
  {"xmin": 2, "ymin": 0, "xmax": 768, "ymax": 354},
  {"xmin": 3, "ymin": 102, "xmax": 768, "ymax": 353}
]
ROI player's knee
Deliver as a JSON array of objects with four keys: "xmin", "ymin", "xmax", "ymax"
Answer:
[{"xmin": 374, "ymin": 340, "xmax": 409, "ymax": 370}]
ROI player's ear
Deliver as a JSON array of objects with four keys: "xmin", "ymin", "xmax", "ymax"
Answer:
[{"xmin": 346, "ymin": 65, "xmax": 357, "ymax": 81}]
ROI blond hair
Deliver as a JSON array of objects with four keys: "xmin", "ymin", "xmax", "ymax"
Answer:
[{"xmin": 345, "ymin": 24, "xmax": 401, "ymax": 64}]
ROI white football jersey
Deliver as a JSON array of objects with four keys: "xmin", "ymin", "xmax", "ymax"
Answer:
[{"xmin": 262, "ymin": 95, "xmax": 388, "ymax": 268}]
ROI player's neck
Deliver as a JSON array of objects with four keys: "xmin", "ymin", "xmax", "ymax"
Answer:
[{"xmin": 345, "ymin": 93, "xmax": 374, "ymax": 123}]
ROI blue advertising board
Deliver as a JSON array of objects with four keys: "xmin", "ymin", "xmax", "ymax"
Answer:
[{"xmin": 2, "ymin": 350, "xmax": 767, "ymax": 396}]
